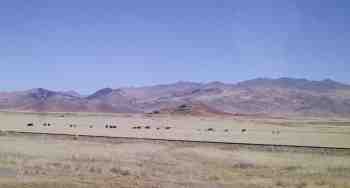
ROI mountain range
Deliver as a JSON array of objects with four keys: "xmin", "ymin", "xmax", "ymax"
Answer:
[{"xmin": 1, "ymin": 78, "xmax": 350, "ymax": 117}]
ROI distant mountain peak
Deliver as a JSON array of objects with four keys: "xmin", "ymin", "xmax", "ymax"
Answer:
[
  {"xmin": 63, "ymin": 90, "xmax": 81, "ymax": 97},
  {"xmin": 237, "ymin": 77, "xmax": 350, "ymax": 91},
  {"xmin": 207, "ymin": 81, "xmax": 225, "ymax": 85},
  {"xmin": 28, "ymin": 88, "xmax": 56, "ymax": 100},
  {"xmin": 29, "ymin": 88, "xmax": 51, "ymax": 93},
  {"xmin": 322, "ymin": 78, "xmax": 337, "ymax": 83},
  {"xmin": 87, "ymin": 88, "xmax": 113, "ymax": 99},
  {"xmin": 175, "ymin": 80, "xmax": 197, "ymax": 84}
]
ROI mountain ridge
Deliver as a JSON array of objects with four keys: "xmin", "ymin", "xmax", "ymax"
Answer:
[{"xmin": 1, "ymin": 77, "xmax": 350, "ymax": 117}]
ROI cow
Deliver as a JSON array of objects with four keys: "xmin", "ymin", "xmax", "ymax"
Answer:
[{"xmin": 207, "ymin": 128, "xmax": 215, "ymax": 132}]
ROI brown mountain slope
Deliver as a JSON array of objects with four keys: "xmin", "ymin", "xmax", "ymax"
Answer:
[
  {"xmin": 151, "ymin": 103, "xmax": 233, "ymax": 116},
  {"xmin": 0, "ymin": 78, "xmax": 350, "ymax": 116}
]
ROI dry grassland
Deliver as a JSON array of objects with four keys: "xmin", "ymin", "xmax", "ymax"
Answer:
[{"xmin": 0, "ymin": 133, "xmax": 349, "ymax": 188}]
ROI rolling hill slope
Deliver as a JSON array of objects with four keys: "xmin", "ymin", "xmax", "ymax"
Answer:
[{"xmin": 1, "ymin": 78, "xmax": 350, "ymax": 116}]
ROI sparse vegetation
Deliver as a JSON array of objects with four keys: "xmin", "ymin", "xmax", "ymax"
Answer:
[
  {"xmin": 296, "ymin": 181, "xmax": 308, "ymax": 188},
  {"xmin": 1, "ymin": 112, "xmax": 350, "ymax": 187},
  {"xmin": 0, "ymin": 133, "xmax": 349, "ymax": 188},
  {"xmin": 276, "ymin": 180, "xmax": 287, "ymax": 187},
  {"xmin": 73, "ymin": 135, "xmax": 79, "ymax": 140},
  {"xmin": 0, "ymin": 130, "xmax": 6, "ymax": 136},
  {"xmin": 110, "ymin": 167, "xmax": 130, "ymax": 176},
  {"xmin": 233, "ymin": 162, "xmax": 256, "ymax": 169}
]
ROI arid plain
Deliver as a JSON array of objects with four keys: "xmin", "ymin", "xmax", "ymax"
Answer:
[
  {"xmin": 1, "ymin": 111, "xmax": 350, "ymax": 148},
  {"xmin": 1, "ymin": 111, "xmax": 350, "ymax": 187}
]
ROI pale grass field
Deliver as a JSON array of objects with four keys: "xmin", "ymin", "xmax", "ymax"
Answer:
[
  {"xmin": 0, "ymin": 133, "xmax": 350, "ymax": 188},
  {"xmin": 1, "ymin": 112, "xmax": 350, "ymax": 187},
  {"xmin": 0, "ymin": 111, "xmax": 350, "ymax": 148}
]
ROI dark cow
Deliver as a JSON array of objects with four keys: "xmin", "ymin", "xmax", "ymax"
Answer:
[
  {"xmin": 108, "ymin": 125, "xmax": 117, "ymax": 129},
  {"xmin": 70, "ymin": 124, "xmax": 77, "ymax": 128},
  {"xmin": 207, "ymin": 128, "xmax": 215, "ymax": 132}
]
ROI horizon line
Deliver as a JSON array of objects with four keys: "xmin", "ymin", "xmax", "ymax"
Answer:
[{"xmin": 0, "ymin": 77, "xmax": 348, "ymax": 95}]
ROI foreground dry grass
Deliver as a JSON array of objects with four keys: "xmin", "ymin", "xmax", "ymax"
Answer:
[{"xmin": 0, "ymin": 133, "xmax": 350, "ymax": 188}]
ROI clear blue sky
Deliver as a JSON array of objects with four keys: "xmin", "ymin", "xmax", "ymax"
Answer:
[{"xmin": 0, "ymin": 0, "xmax": 349, "ymax": 94}]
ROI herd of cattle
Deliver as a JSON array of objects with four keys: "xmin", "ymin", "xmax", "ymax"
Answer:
[
  {"xmin": 26, "ymin": 122, "xmax": 282, "ymax": 135},
  {"xmin": 25, "ymin": 122, "xmax": 260, "ymax": 134}
]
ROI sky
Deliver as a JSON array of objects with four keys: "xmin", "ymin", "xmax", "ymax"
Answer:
[{"xmin": 0, "ymin": 0, "xmax": 349, "ymax": 94}]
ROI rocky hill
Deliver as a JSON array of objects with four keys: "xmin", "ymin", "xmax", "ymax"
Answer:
[{"xmin": 1, "ymin": 78, "xmax": 350, "ymax": 117}]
